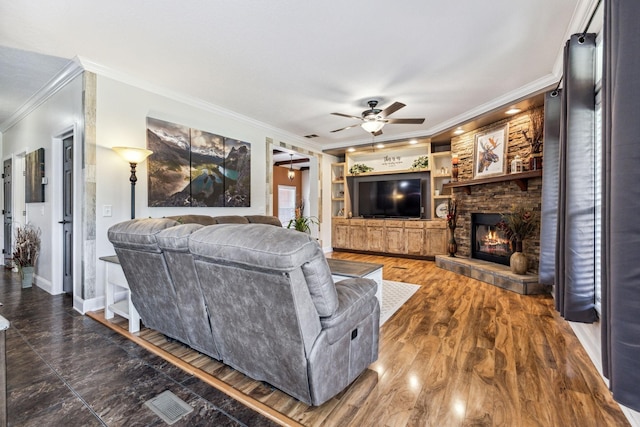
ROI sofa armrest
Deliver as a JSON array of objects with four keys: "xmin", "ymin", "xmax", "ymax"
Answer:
[{"xmin": 319, "ymin": 278, "xmax": 378, "ymax": 345}]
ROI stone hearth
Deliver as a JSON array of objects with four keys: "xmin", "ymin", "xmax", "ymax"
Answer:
[{"xmin": 435, "ymin": 255, "xmax": 549, "ymax": 295}]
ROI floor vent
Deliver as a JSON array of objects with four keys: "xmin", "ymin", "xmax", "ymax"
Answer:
[{"xmin": 145, "ymin": 390, "xmax": 194, "ymax": 425}]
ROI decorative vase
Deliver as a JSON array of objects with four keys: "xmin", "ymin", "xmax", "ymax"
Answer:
[
  {"xmin": 447, "ymin": 228, "xmax": 457, "ymax": 257},
  {"xmin": 21, "ymin": 266, "xmax": 35, "ymax": 288},
  {"xmin": 510, "ymin": 239, "xmax": 528, "ymax": 274}
]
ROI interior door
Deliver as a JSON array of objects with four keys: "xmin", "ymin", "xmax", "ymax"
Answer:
[
  {"xmin": 3, "ymin": 159, "xmax": 12, "ymax": 266},
  {"xmin": 62, "ymin": 136, "xmax": 73, "ymax": 294}
]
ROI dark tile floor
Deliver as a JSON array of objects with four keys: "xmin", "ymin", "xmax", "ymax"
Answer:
[{"xmin": 0, "ymin": 269, "xmax": 279, "ymax": 427}]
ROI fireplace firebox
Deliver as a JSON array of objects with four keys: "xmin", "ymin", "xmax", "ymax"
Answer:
[{"xmin": 471, "ymin": 213, "xmax": 513, "ymax": 266}]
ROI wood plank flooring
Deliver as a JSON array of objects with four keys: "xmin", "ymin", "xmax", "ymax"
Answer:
[{"xmin": 90, "ymin": 253, "xmax": 630, "ymax": 426}]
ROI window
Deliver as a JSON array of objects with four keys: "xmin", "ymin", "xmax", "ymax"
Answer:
[
  {"xmin": 278, "ymin": 185, "xmax": 297, "ymax": 226},
  {"xmin": 594, "ymin": 32, "xmax": 603, "ymax": 314}
]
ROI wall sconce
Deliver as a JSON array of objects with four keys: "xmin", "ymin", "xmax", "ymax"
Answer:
[
  {"xmin": 288, "ymin": 154, "xmax": 295, "ymax": 181},
  {"xmin": 112, "ymin": 146, "xmax": 153, "ymax": 219}
]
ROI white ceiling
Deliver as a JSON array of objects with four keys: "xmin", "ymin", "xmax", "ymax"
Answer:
[{"xmin": 0, "ymin": 1, "xmax": 596, "ymax": 150}]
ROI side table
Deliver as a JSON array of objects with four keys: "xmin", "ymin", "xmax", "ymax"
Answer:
[{"xmin": 100, "ymin": 255, "xmax": 141, "ymax": 333}]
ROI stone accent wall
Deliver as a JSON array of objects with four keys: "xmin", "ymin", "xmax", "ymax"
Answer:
[{"xmin": 451, "ymin": 108, "xmax": 543, "ymax": 273}]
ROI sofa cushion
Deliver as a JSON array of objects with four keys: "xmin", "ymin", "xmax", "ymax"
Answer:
[
  {"xmin": 213, "ymin": 215, "xmax": 249, "ymax": 224},
  {"xmin": 190, "ymin": 224, "xmax": 338, "ymax": 315},
  {"xmin": 301, "ymin": 256, "xmax": 338, "ymax": 316},
  {"xmin": 108, "ymin": 218, "xmax": 178, "ymax": 252},
  {"xmin": 245, "ymin": 215, "xmax": 282, "ymax": 227},
  {"xmin": 156, "ymin": 223, "xmax": 204, "ymax": 252},
  {"xmin": 166, "ymin": 215, "xmax": 217, "ymax": 226}
]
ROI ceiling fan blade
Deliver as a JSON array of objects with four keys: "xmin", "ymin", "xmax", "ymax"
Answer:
[
  {"xmin": 385, "ymin": 118, "xmax": 425, "ymax": 124},
  {"xmin": 379, "ymin": 102, "xmax": 406, "ymax": 118},
  {"xmin": 330, "ymin": 123, "xmax": 362, "ymax": 133},
  {"xmin": 372, "ymin": 129, "xmax": 384, "ymax": 136},
  {"xmin": 331, "ymin": 112, "xmax": 363, "ymax": 120}
]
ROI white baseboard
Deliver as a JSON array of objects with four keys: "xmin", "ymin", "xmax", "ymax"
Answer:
[
  {"xmin": 74, "ymin": 295, "xmax": 105, "ymax": 315},
  {"xmin": 569, "ymin": 321, "xmax": 640, "ymax": 427},
  {"xmin": 34, "ymin": 275, "xmax": 59, "ymax": 295}
]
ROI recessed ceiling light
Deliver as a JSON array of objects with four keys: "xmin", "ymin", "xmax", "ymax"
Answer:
[
  {"xmin": 453, "ymin": 127, "xmax": 464, "ymax": 135},
  {"xmin": 409, "ymin": 139, "xmax": 418, "ymax": 145},
  {"xmin": 505, "ymin": 107, "xmax": 521, "ymax": 115},
  {"xmin": 376, "ymin": 143, "xmax": 385, "ymax": 149},
  {"xmin": 347, "ymin": 147, "xmax": 355, "ymax": 152}
]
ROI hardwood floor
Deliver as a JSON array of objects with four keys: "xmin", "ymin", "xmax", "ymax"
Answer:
[{"xmin": 91, "ymin": 253, "xmax": 630, "ymax": 426}]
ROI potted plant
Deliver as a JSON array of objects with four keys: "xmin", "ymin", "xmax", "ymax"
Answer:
[
  {"xmin": 410, "ymin": 155, "xmax": 429, "ymax": 170},
  {"xmin": 287, "ymin": 215, "xmax": 319, "ymax": 233},
  {"xmin": 349, "ymin": 163, "xmax": 373, "ymax": 175},
  {"xmin": 497, "ymin": 206, "xmax": 539, "ymax": 274},
  {"xmin": 13, "ymin": 223, "xmax": 41, "ymax": 288}
]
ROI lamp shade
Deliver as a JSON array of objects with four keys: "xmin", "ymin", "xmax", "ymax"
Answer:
[
  {"xmin": 112, "ymin": 146, "xmax": 153, "ymax": 164},
  {"xmin": 361, "ymin": 120, "xmax": 385, "ymax": 133}
]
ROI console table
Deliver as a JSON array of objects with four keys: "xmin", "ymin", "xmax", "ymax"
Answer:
[
  {"xmin": 100, "ymin": 255, "xmax": 141, "ymax": 333},
  {"xmin": 327, "ymin": 258, "xmax": 383, "ymax": 305}
]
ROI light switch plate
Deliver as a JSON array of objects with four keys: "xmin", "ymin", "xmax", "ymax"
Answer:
[{"xmin": 103, "ymin": 205, "xmax": 112, "ymax": 217}]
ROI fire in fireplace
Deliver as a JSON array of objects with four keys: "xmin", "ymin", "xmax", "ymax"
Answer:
[{"xmin": 471, "ymin": 213, "xmax": 513, "ymax": 266}]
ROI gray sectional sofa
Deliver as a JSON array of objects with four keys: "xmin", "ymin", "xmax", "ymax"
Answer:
[{"xmin": 107, "ymin": 215, "xmax": 380, "ymax": 406}]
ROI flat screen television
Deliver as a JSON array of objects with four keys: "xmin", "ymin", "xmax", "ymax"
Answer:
[{"xmin": 358, "ymin": 178, "xmax": 422, "ymax": 218}]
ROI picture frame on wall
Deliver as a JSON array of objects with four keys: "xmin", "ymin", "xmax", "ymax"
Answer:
[{"xmin": 473, "ymin": 124, "xmax": 508, "ymax": 179}]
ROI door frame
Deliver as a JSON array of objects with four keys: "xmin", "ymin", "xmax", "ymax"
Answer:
[
  {"xmin": 51, "ymin": 124, "xmax": 81, "ymax": 296},
  {"xmin": 266, "ymin": 140, "xmax": 322, "ymax": 239}
]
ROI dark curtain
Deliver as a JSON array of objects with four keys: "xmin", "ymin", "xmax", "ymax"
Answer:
[
  {"xmin": 552, "ymin": 34, "xmax": 598, "ymax": 322},
  {"xmin": 538, "ymin": 91, "xmax": 562, "ymax": 286},
  {"xmin": 602, "ymin": 0, "xmax": 640, "ymax": 411}
]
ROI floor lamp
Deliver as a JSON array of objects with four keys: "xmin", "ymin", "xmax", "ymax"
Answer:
[{"xmin": 112, "ymin": 146, "xmax": 153, "ymax": 219}]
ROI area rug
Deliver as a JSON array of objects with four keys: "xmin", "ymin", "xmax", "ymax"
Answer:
[{"xmin": 380, "ymin": 280, "xmax": 420, "ymax": 326}]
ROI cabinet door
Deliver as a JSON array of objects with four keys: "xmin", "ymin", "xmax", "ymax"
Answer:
[
  {"xmin": 406, "ymin": 228, "xmax": 425, "ymax": 255},
  {"xmin": 332, "ymin": 220, "xmax": 350, "ymax": 249},
  {"xmin": 349, "ymin": 224, "xmax": 367, "ymax": 250},
  {"xmin": 367, "ymin": 225, "xmax": 385, "ymax": 252},
  {"xmin": 386, "ymin": 227, "xmax": 405, "ymax": 254},
  {"xmin": 425, "ymin": 228, "xmax": 447, "ymax": 255}
]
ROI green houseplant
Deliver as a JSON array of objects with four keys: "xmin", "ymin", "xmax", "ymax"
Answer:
[
  {"xmin": 349, "ymin": 163, "xmax": 373, "ymax": 175},
  {"xmin": 13, "ymin": 223, "xmax": 41, "ymax": 288},
  {"xmin": 410, "ymin": 155, "xmax": 429, "ymax": 170},
  {"xmin": 287, "ymin": 215, "xmax": 319, "ymax": 233}
]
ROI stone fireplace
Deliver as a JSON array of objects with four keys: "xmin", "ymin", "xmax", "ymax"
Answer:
[
  {"xmin": 434, "ymin": 110, "xmax": 549, "ymax": 295},
  {"xmin": 471, "ymin": 213, "xmax": 512, "ymax": 266}
]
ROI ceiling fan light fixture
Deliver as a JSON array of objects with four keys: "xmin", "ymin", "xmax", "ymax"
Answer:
[{"xmin": 361, "ymin": 120, "xmax": 385, "ymax": 133}]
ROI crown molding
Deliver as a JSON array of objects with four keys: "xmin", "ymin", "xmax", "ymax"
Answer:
[
  {"xmin": 76, "ymin": 56, "xmax": 323, "ymax": 153},
  {"xmin": 0, "ymin": 59, "xmax": 84, "ymax": 133},
  {"xmin": 320, "ymin": 72, "xmax": 559, "ymax": 152}
]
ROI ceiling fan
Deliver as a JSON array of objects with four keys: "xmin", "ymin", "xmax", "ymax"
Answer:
[{"xmin": 330, "ymin": 100, "xmax": 425, "ymax": 136}]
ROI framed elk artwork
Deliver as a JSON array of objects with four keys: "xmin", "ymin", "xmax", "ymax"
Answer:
[{"xmin": 473, "ymin": 124, "xmax": 508, "ymax": 179}]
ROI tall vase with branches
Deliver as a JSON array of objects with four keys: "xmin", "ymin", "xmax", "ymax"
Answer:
[
  {"xmin": 13, "ymin": 223, "xmax": 41, "ymax": 287},
  {"xmin": 497, "ymin": 206, "xmax": 539, "ymax": 274},
  {"xmin": 446, "ymin": 199, "xmax": 458, "ymax": 257}
]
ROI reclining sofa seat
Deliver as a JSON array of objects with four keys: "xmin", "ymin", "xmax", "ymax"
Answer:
[
  {"xmin": 188, "ymin": 223, "xmax": 380, "ymax": 406},
  {"xmin": 107, "ymin": 219, "xmax": 189, "ymax": 340}
]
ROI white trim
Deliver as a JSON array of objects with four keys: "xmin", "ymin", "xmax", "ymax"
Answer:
[
  {"xmin": 34, "ymin": 274, "xmax": 55, "ymax": 294},
  {"xmin": 0, "ymin": 61, "xmax": 84, "ymax": 133},
  {"xmin": 73, "ymin": 294, "xmax": 102, "ymax": 315},
  {"xmin": 321, "ymin": 73, "xmax": 559, "ymax": 151},
  {"xmin": 78, "ymin": 56, "xmax": 320, "ymax": 151},
  {"xmin": 570, "ymin": 321, "xmax": 640, "ymax": 426}
]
